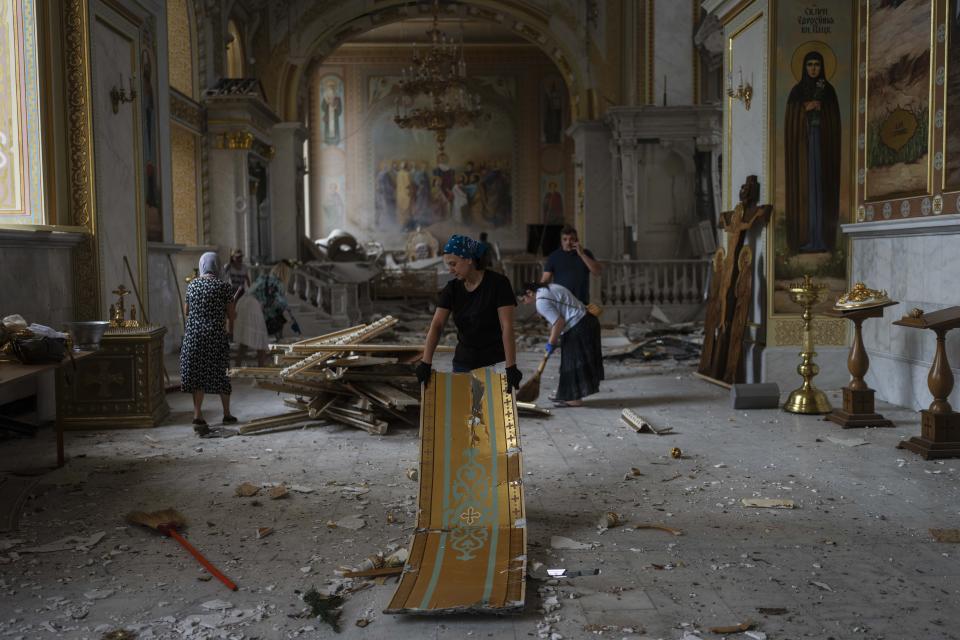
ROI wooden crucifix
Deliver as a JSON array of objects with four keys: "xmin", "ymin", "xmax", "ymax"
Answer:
[{"xmin": 698, "ymin": 175, "xmax": 771, "ymax": 382}]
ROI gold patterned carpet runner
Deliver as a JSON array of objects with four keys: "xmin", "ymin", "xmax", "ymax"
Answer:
[{"xmin": 386, "ymin": 368, "xmax": 526, "ymax": 614}]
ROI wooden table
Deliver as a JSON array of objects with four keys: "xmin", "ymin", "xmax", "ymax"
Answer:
[
  {"xmin": 892, "ymin": 306, "xmax": 960, "ymax": 459},
  {"xmin": 824, "ymin": 301, "xmax": 897, "ymax": 428},
  {"xmin": 0, "ymin": 351, "xmax": 94, "ymax": 467}
]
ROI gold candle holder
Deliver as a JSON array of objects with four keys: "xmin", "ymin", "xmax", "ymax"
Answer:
[{"xmin": 784, "ymin": 274, "xmax": 832, "ymax": 414}]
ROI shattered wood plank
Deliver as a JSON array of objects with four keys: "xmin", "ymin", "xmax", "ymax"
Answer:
[
  {"xmin": 324, "ymin": 408, "xmax": 389, "ymax": 435},
  {"xmin": 386, "ymin": 368, "xmax": 526, "ymax": 615},
  {"xmin": 291, "ymin": 323, "xmax": 367, "ymax": 347},
  {"xmin": 256, "ymin": 380, "xmax": 342, "ymax": 397},
  {"xmin": 326, "ymin": 355, "xmax": 399, "ymax": 367},
  {"xmin": 279, "ymin": 317, "xmax": 399, "ymax": 378},
  {"xmin": 352, "ymin": 382, "xmax": 420, "ymax": 409},
  {"xmin": 516, "ymin": 402, "xmax": 551, "ymax": 416},
  {"xmin": 269, "ymin": 323, "xmax": 368, "ymax": 353},
  {"xmin": 308, "ymin": 396, "xmax": 338, "ymax": 419},
  {"xmin": 283, "ymin": 398, "xmax": 310, "ymax": 410},
  {"xmin": 238, "ymin": 411, "xmax": 311, "ymax": 434},
  {"xmin": 286, "ymin": 343, "xmax": 452, "ymax": 353}
]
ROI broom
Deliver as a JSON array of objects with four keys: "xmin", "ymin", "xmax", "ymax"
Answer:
[
  {"xmin": 126, "ymin": 508, "xmax": 238, "ymax": 591},
  {"xmin": 516, "ymin": 351, "xmax": 551, "ymax": 403}
]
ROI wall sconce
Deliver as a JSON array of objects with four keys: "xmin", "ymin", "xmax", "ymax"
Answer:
[
  {"xmin": 726, "ymin": 67, "xmax": 753, "ymax": 110},
  {"xmin": 110, "ymin": 76, "xmax": 137, "ymax": 114}
]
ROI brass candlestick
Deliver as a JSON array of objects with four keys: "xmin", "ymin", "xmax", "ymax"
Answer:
[{"xmin": 784, "ymin": 275, "xmax": 832, "ymax": 414}]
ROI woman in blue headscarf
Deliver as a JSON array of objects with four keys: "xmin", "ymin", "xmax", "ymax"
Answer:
[
  {"xmin": 179, "ymin": 251, "xmax": 236, "ymax": 433},
  {"xmin": 417, "ymin": 234, "xmax": 522, "ymax": 390}
]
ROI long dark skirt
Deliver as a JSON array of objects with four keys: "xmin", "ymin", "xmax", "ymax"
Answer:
[{"xmin": 556, "ymin": 314, "xmax": 604, "ymax": 401}]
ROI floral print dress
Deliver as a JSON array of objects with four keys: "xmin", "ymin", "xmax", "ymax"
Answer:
[{"xmin": 179, "ymin": 276, "xmax": 233, "ymax": 394}]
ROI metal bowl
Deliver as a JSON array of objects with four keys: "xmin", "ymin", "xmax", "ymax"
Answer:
[{"xmin": 67, "ymin": 321, "xmax": 110, "ymax": 351}]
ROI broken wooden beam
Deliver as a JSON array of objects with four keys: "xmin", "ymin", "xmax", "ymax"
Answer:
[{"xmin": 238, "ymin": 410, "xmax": 312, "ymax": 435}]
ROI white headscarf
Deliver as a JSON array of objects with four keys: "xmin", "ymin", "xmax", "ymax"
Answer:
[{"xmin": 199, "ymin": 251, "xmax": 220, "ymax": 276}]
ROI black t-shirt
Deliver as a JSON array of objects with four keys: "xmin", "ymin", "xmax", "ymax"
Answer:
[
  {"xmin": 437, "ymin": 270, "xmax": 516, "ymax": 369},
  {"xmin": 544, "ymin": 248, "xmax": 594, "ymax": 303}
]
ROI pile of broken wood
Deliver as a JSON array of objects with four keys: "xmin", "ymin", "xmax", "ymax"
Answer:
[{"xmin": 229, "ymin": 316, "xmax": 548, "ymax": 436}]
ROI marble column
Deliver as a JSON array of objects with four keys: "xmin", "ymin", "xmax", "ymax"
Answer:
[
  {"xmin": 207, "ymin": 147, "xmax": 249, "ymax": 257},
  {"xmin": 567, "ymin": 120, "xmax": 615, "ymax": 262},
  {"xmin": 270, "ymin": 123, "xmax": 308, "ymax": 261}
]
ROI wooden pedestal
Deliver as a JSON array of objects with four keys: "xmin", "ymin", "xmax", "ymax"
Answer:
[
  {"xmin": 824, "ymin": 302, "xmax": 897, "ymax": 429},
  {"xmin": 827, "ymin": 387, "xmax": 894, "ymax": 428},
  {"xmin": 897, "ymin": 410, "xmax": 960, "ymax": 459},
  {"xmin": 56, "ymin": 326, "xmax": 169, "ymax": 430},
  {"xmin": 893, "ymin": 307, "xmax": 960, "ymax": 459}
]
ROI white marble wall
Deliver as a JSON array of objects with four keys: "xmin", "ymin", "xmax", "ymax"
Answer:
[
  {"xmin": 207, "ymin": 150, "xmax": 246, "ymax": 255},
  {"xmin": 568, "ymin": 121, "xmax": 614, "ymax": 262},
  {"xmin": 147, "ymin": 246, "xmax": 185, "ymax": 352},
  {"xmin": 270, "ymin": 123, "xmax": 306, "ymax": 261},
  {"xmin": 0, "ymin": 244, "xmax": 74, "ymax": 329},
  {"xmin": 851, "ymin": 232, "xmax": 960, "ymax": 411},
  {"xmin": 91, "ymin": 7, "xmax": 147, "ymax": 319},
  {"xmin": 653, "ymin": 1, "xmax": 695, "ymax": 106},
  {"xmin": 725, "ymin": 12, "xmax": 768, "ymax": 207}
]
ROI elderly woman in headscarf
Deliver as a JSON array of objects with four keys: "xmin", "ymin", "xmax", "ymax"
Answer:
[
  {"xmin": 417, "ymin": 234, "xmax": 522, "ymax": 390},
  {"xmin": 180, "ymin": 252, "xmax": 236, "ymax": 433}
]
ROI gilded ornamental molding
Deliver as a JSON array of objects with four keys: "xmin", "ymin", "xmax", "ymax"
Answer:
[
  {"xmin": 170, "ymin": 90, "xmax": 203, "ymax": 132},
  {"xmin": 64, "ymin": 0, "xmax": 100, "ymax": 320}
]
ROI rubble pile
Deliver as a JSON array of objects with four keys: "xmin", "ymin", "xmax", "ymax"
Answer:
[
  {"xmin": 229, "ymin": 316, "xmax": 426, "ymax": 435},
  {"xmin": 230, "ymin": 316, "xmax": 549, "ymax": 435}
]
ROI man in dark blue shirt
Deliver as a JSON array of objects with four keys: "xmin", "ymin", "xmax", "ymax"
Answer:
[{"xmin": 540, "ymin": 226, "xmax": 603, "ymax": 304}]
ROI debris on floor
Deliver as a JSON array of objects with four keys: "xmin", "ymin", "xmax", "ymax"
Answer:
[
  {"xmin": 621, "ymin": 408, "xmax": 673, "ymax": 434},
  {"xmin": 20, "ymin": 531, "xmax": 105, "ymax": 553},
  {"xmin": 826, "ymin": 435, "xmax": 869, "ymax": 447},
  {"xmin": 235, "ymin": 482, "xmax": 260, "ymax": 497},
  {"xmin": 302, "ymin": 587, "xmax": 344, "ymax": 633},
  {"xmin": 632, "ymin": 523, "xmax": 683, "ymax": 536},
  {"xmin": 930, "ymin": 528, "xmax": 960, "ymax": 543},
  {"xmin": 596, "ymin": 511, "xmax": 623, "ymax": 531},
  {"xmin": 709, "ymin": 620, "xmax": 756, "ymax": 633},
  {"xmin": 741, "ymin": 498, "xmax": 796, "ymax": 509},
  {"xmin": 550, "ymin": 535, "xmax": 599, "ymax": 550},
  {"xmin": 602, "ymin": 320, "xmax": 702, "ymax": 362}
]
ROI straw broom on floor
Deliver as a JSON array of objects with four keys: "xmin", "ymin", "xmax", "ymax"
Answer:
[
  {"xmin": 516, "ymin": 352, "xmax": 551, "ymax": 403},
  {"xmin": 126, "ymin": 508, "xmax": 238, "ymax": 591}
]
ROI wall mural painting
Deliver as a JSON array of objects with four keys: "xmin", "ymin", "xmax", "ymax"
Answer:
[
  {"xmin": 319, "ymin": 74, "xmax": 345, "ymax": 150},
  {"xmin": 865, "ymin": 0, "xmax": 931, "ymax": 200},
  {"xmin": 772, "ymin": 1, "xmax": 853, "ymax": 314},
  {"xmin": 141, "ymin": 31, "xmax": 163, "ymax": 242},
  {"xmin": 321, "ymin": 175, "xmax": 346, "ymax": 230},
  {"xmin": 367, "ymin": 76, "xmax": 515, "ymax": 240},
  {"xmin": 540, "ymin": 174, "xmax": 565, "ymax": 225},
  {"xmin": 947, "ymin": 0, "xmax": 960, "ymax": 189}
]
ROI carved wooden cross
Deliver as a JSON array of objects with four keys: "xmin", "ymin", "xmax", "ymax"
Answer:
[{"xmin": 717, "ymin": 176, "xmax": 771, "ymax": 329}]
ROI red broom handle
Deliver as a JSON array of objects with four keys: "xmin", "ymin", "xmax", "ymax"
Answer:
[{"xmin": 163, "ymin": 527, "xmax": 238, "ymax": 591}]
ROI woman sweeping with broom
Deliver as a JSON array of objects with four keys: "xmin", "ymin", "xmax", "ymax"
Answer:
[{"xmin": 517, "ymin": 281, "xmax": 603, "ymax": 407}]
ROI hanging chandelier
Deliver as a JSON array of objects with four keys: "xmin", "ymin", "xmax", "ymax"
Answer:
[{"xmin": 393, "ymin": 2, "xmax": 487, "ymax": 157}]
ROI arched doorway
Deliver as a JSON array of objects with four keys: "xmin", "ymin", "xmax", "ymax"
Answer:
[{"xmin": 291, "ymin": 9, "xmax": 578, "ymax": 258}]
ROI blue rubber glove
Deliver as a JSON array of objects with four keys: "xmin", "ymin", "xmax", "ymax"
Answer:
[
  {"xmin": 545, "ymin": 343, "xmax": 556, "ymax": 355},
  {"xmin": 291, "ymin": 321, "xmax": 302, "ymax": 335}
]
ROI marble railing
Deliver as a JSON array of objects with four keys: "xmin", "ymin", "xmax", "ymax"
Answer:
[{"xmin": 501, "ymin": 257, "xmax": 710, "ymax": 309}]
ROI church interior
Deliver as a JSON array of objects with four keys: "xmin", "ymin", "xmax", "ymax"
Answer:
[{"xmin": 1, "ymin": 0, "xmax": 960, "ymax": 637}]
